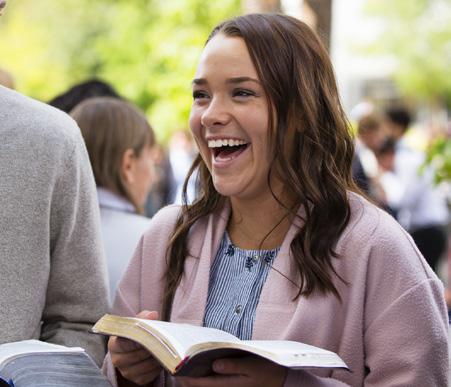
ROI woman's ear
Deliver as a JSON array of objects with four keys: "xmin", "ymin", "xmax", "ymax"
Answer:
[{"xmin": 121, "ymin": 148, "xmax": 136, "ymax": 184}]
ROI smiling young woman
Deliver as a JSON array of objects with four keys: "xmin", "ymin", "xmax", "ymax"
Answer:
[{"xmin": 104, "ymin": 14, "xmax": 448, "ymax": 387}]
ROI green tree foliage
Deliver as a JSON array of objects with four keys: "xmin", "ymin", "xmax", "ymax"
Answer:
[
  {"xmin": 423, "ymin": 136, "xmax": 451, "ymax": 184},
  {"xmin": 0, "ymin": 0, "xmax": 241, "ymax": 140},
  {"xmin": 364, "ymin": 0, "xmax": 451, "ymax": 107},
  {"xmin": 364, "ymin": 0, "xmax": 451, "ymax": 183}
]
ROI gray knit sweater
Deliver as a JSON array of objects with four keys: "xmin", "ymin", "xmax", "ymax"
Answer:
[{"xmin": 0, "ymin": 86, "xmax": 110, "ymax": 365}]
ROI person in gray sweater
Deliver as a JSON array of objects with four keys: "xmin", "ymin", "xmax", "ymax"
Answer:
[{"xmin": 0, "ymin": 84, "xmax": 110, "ymax": 365}]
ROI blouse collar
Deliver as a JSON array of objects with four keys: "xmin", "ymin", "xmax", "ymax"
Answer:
[{"xmin": 97, "ymin": 187, "xmax": 135, "ymax": 214}]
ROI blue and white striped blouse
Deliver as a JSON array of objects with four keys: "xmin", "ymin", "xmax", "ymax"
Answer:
[{"xmin": 203, "ymin": 232, "xmax": 280, "ymax": 340}]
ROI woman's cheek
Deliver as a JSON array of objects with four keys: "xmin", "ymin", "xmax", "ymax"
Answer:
[{"xmin": 188, "ymin": 106, "xmax": 202, "ymax": 135}]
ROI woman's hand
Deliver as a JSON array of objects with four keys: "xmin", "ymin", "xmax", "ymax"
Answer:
[
  {"xmin": 176, "ymin": 356, "xmax": 287, "ymax": 387},
  {"xmin": 108, "ymin": 310, "xmax": 162, "ymax": 386}
]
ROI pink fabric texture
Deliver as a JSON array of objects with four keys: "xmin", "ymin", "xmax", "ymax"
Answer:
[{"xmin": 103, "ymin": 193, "xmax": 448, "ymax": 386}]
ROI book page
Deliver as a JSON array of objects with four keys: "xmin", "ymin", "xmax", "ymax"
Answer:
[
  {"xmin": 137, "ymin": 319, "xmax": 241, "ymax": 357},
  {"xmin": 0, "ymin": 340, "xmax": 84, "ymax": 365},
  {"xmin": 0, "ymin": 350, "xmax": 111, "ymax": 386},
  {"xmin": 239, "ymin": 340, "xmax": 347, "ymax": 368},
  {"xmin": 241, "ymin": 340, "xmax": 329, "ymax": 354}
]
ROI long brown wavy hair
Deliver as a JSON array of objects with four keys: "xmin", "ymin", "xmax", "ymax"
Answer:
[{"xmin": 162, "ymin": 13, "xmax": 358, "ymax": 320}]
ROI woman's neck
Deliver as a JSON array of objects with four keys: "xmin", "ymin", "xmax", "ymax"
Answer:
[{"xmin": 227, "ymin": 193, "xmax": 295, "ymax": 250}]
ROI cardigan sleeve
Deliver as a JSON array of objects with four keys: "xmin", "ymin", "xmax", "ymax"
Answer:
[
  {"xmin": 284, "ymin": 277, "xmax": 447, "ymax": 386},
  {"xmin": 363, "ymin": 277, "xmax": 447, "ymax": 386},
  {"xmin": 285, "ymin": 203, "xmax": 448, "ymax": 386},
  {"xmin": 360, "ymin": 213, "xmax": 448, "ymax": 386},
  {"xmin": 284, "ymin": 370, "xmax": 350, "ymax": 386}
]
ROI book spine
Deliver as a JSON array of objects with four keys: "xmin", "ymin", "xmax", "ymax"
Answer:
[{"xmin": 175, "ymin": 356, "xmax": 190, "ymax": 372}]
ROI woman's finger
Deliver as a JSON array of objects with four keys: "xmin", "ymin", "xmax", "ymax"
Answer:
[
  {"xmin": 118, "ymin": 357, "xmax": 162, "ymax": 384},
  {"xmin": 108, "ymin": 335, "xmax": 141, "ymax": 353},
  {"xmin": 111, "ymin": 348, "xmax": 153, "ymax": 368}
]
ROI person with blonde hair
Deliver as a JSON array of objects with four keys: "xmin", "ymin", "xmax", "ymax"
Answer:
[{"xmin": 71, "ymin": 97, "xmax": 156, "ymax": 301}]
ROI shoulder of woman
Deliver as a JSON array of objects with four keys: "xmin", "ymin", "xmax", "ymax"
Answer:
[
  {"xmin": 140, "ymin": 204, "xmax": 216, "ymax": 250},
  {"xmin": 344, "ymin": 191, "xmax": 406, "ymax": 242},
  {"xmin": 341, "ymin": 192, "xmax": 436, "ymax": 281},
  {"xmin": 143, "ymin": 204, "xmax": 182, "ymax": 235}
]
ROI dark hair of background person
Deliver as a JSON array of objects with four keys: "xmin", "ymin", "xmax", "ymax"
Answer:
[
  {"xmin": 377, "ymin": 137, "xmax": 397, "ymax": 157},
  {"xmin": 385, "ymin": 106, "xmax": 412, "ymax": 132},
  {"xmin": 162, "ymin": 13, "xmax": 359, "ymax": 320},
  {"xmin": 70, "ymin": 97, "xmax": 155, "ymax": 214},
  {"xmin": 49, "ymin": 79, "xmax": 122, "ymax": 113}
]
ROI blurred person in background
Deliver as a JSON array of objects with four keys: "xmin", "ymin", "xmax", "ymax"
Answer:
[
  {"xmin": 0, "ymin": 0, "xmax": 109, "ymax": 366},
  {"xmin": 169, "ymin": 130, "xmax": 197, "ymax": 204},
  {"xmin": 354, "ymin": 113, "xmax": 395, "ymax": 216},
  {"xmin": 71, "ymin": 97, "xmax": 156, "ymax": 302},
  {"xmin": 49, "ymin": 78, "xmax": 122, "ymax": 113},
  {"xmin": 145, "ymin": 144, "xmax": 177, "ymax": 217},
  {"xmin": 384, "ymin": 106, "xmax": 448, "ymax": 273},
  {"xmin": 375, "ymin": 137, "xmax": 404, "ymax": 206},
  {"xmin": 0, "ymin": 67, "xmax": 14, "ymax": 89},
  {"xmin": 350, "ymin": 100, "xmax": 375, "ymax": 193}
]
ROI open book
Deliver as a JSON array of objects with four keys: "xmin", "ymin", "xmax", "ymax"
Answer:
[
  {"xmin": 93, "ymin": 314, "xmax": 348, "ymax": 377},
  {"xmin": 0, "ymin": 340, "xmax": 112, "ymax": 387}
]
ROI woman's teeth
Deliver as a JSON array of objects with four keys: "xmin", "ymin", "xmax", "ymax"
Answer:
[{"xmin": 208, "ymin": 139, "xmax": 247, "ymax": 148}]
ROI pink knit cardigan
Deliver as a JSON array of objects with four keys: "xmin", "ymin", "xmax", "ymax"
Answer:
[{"xmin": 104, "ymin": 193, "xmax": 448, "ymax": 386}]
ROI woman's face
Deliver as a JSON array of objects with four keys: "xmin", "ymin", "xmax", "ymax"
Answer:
[
  {"xmin": 189, "ymin": 34, "xmax": 273, "ymax": 202},
  {"xmin": 124, "ymin": 145, "xmax": 155, "ymax": 209}
]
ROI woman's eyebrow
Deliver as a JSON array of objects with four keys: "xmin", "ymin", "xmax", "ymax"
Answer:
[
  {"xmin": 191, "ymin": 76, "xmax": 260, "ymax": 86},
  {"xmin": 192, "ymin": 78, "xmax": 207, "ymax": 86},
  {"xmin": 226, "ymin": 76, "xmax": 260, "ymax": 85}
]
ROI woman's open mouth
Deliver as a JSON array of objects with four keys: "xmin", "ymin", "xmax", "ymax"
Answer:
[{"xmin": 208, "ymin": 139, "xmax": 250, "ymax": 163}]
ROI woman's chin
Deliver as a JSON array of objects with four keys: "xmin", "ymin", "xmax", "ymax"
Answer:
[
  {"xmin": 213, "ymin": 184, "xmax": 259, "ymax": 203},
  {"xmin": 212, "ymin": 182, "xmax": 240, "ymax": 199}
]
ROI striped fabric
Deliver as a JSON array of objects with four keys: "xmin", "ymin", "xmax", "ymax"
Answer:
[{"xmin": 203, "ymin": 232, "xmax": 280, "ymax": 340}]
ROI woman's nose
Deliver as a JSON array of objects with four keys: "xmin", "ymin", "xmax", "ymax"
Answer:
[{"xmin": 200, "ymin": 97, "xmax": 230, "ymax": 128}]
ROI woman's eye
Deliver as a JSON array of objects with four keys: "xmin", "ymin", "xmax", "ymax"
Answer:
[
  {"xmin": 192, "ymin": 90, "xmax": 209, "ymax": 100},
  {"xmin": 233, "ymin": 89, "xmax": 255, "ymax": 98}
]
